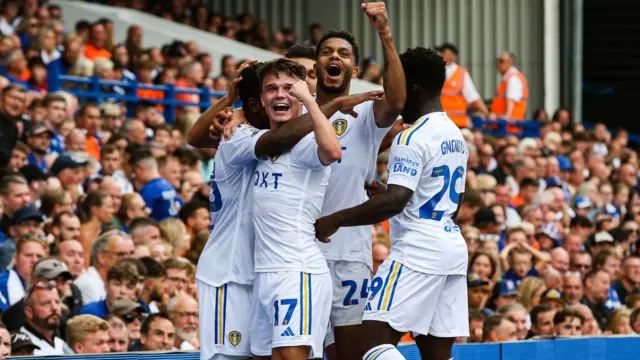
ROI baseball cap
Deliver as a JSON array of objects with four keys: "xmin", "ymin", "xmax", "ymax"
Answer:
[
  {"xmin": 590, "ymin": 231, "xmax": 614, "ymax": 245},
  {"xmin": 110, "ymin": 298, "xmax": 145, "ymax": 316},
  {"xmin": 32, "ymin": 258, "xmax": 72, "ymax": 280},
  {"xmin": 467, "ymin": 273, "xmax": 490, "ymax": 288},
  {"xmin": 539, "ymin": 222, "xmax": 560, "ymax": 242},
  {"xmin": 50, "ymin": 152, "xmax": 89, "ymax": 175},
  {"xmin": 573, "ymin": 195, "xmax": 593, "ymax": 209},
  {"xmin": 10, "ymin": 205, "xmax": 44, "ymax": 226},
  {"xmin": 26, "ymin": 123, "xmax": 54, "ymax": 138},
  {"xmin": 19, "ymin": 164, "xmax": 46, "ymax": 183},
  {"xmin": 436, "ymin": 42, "xmax": 458, "ymax": 55},
  {"xmin": 541, "ymin": 289, "xmax": 565, "ymax": 305},
  {"xmin": 11, "ymin": 332, "xmax": 40, "ymax": 353},
  {"xmin": 497, "ymin": 279, "xmax": 518, "ymax": 297},
  {"xmin": 556, "ymin": 156, "xmax": 573, "ymax": 171}
]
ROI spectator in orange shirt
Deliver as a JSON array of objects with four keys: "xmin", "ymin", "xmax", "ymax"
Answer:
[
  {"xmin": 78, "ymin": 103, "xmax": 103, "ymax": 160},
  {"xmin": 174, "ymin": 61, "xmax": 204, "ymax": 113},
  {"xmin": 510, "ymin": 178, "xmax": 538, "ymax": 209},
  {"xmin": 137, "ymin": 60, "xmax": 164, "ymax": 107},
  {"xmin": 84, "ymin": 22, "xmax": 111, "ymax": 60}
]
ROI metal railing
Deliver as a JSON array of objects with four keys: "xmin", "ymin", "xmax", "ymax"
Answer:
[{"xmin": 49, "ymin": 75, "xmax": 226, "ymax": 124}]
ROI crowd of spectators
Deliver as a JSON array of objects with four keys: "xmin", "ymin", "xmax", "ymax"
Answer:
[{"xmin": 0, "ymin": 0, "xmax": 637, "ymax": 359}]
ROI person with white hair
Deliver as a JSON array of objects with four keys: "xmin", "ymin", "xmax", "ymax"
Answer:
[{"xmin": 167, "ymin": 294, "xmax": 199, "ymax": 350}]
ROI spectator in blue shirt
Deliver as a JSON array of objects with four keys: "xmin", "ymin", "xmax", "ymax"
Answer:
[
  {"xmin": 79, "ymin": 260, "xmax": 140, "ymax": 318},
  {"xmin": 132, "ymin": 150, "xmax": 184, "ymax": 222},
  {"xmin": 42, "ymin": 94, "xmax": 68, "ymax": 155}
]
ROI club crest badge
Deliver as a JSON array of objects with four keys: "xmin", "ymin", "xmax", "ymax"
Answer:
[
  {"xmin": 333, "ymin": 119, "xmax": 348, "ymax": 136},
  {"xmin": 229, "ymin": 331, "xmax": 241, "ymax": 346}
]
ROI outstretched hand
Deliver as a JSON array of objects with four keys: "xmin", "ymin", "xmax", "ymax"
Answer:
[
  {"xmin": 315, "ymin": 215, "xmax": 341, "ymax": 243},
  {"xmin": 337, "ymin": 90, "xmax": 384, "ymax": 117}
]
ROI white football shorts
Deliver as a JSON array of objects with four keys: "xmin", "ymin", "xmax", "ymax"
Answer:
[
  {"xmin": 363, "ymin": 259, "xmax": 470, "ymax": 338},
  {"xmin": 198, "ymin": 280, "xmax": 253, "ymax": 359},
  {"xmin": 251, "ymin": 271, "xmax": 332, "ymax": 358}
]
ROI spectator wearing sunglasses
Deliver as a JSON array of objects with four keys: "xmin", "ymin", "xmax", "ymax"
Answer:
[
  {"xmin": 0, "ymin": 235, "xmax": 46, "ymax": 310},
  {"xmin": 79, "ymin": 260, "xmax": 140, "ymax": 318},
  {"xmin": 111, "ymin": 299, "xmax": 147, "ymax": 345},
  {"xmin": 20, "ymin": 280, "xmax": 69, "ymax": 355}
]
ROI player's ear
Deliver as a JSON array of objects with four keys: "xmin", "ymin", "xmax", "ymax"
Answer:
[
  {"xmin": 260, "ymin": 93, "xmax": 265, "ymax": 108},
  {"xmin": 352, "ymin": 66, "xmax": 359, "ymax": 78}
]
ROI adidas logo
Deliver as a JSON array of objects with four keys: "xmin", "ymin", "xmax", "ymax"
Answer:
[{"xmin": 280, "ymin": 327, "xmax": 295, "ymax": 337}]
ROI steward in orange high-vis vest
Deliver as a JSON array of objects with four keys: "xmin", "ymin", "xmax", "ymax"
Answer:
[
  {"xmin": 437, "ymin": 43, "xmax": 489, "ymax": 128},
  {"xmin": 491, "ymin": 52, "xmax": 529, "ymax": 121},
  {"xmin": 441, "ymin": 66, "xmax": 470, "ymax": 127}
]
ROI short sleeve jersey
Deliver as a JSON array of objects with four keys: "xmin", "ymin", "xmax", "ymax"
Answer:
[
  {"xmin": 195, "ymin": 124, "xmax": 267, "ymax": 286},
  {"xmin": 252, "ymin": 133, "xmax": 331, "ymax": 274},
  {"xmin": 317, "ymin": 100, "xmax": 392, "ymax": 268},
  {"xmin": 386, "ymin": 112, "xmax": 469, "ymax": 275}
]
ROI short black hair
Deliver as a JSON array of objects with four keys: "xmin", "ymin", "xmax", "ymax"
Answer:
[
  {"xmin": 140, "ymin": 313, "xmax": 170, "ymax": 336},
  {"xmin": 530, "ymin": 304, "xmax": 553, "ymax": 326},
  {"xmin": 179, "ymin": 201, "xmax": 208, "ymax": 223},
  {"xmin": 75, "ymin": 20, "xmax": 91, "ymax": 32},
  {"xmin": 520, "ymin": 177, "xmax": 538, "ymax": 189},
  {"xmin": 570, "ymin": 215, "xmax": 593, "ymax": 228},
  {"xmin": 400, "ymin": 47, "xmax": 445, "ymax": 97},
  {"xmin": 139, "ymin": 256, "xmax": 167, "ymax": 279},
  {"xmin": 316, "ymin": 30, "xmax": 359, "ymax": 64},
  {"xmin": 237, "ymin": 61, "xmax": 263, "ymax": 112},
  {"xmin": 129, "ymin": 217, "xmax": 159, "ymax": 234},
  {"xmin": 285, "ymin": 45, "xmax": 316, "ymax": 61}
]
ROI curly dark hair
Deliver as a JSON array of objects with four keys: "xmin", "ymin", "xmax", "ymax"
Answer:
[
  {"xmin": 237, "ymin": 61, "xmax": 263, "ymax": 111},
  {"xmin": 399, "ymin": 47, "xmax": 446, "ymax": 97},
  {"xmin": 285, "ymin": 45, "xmax": 316, "ymax": 61},
  {"xmin": 316, "ymin": 30, "xmax": 360, "ymax": 64}
]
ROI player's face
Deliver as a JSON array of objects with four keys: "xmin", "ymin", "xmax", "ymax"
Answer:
[
  {"xmin": 290, "ymin": 57, "xmax": 317, "ymax": 94},
  {"xmin": 316, "ymin": 37, "xmax": 358, "ymax": 94},
  {"xmin": 260, "ymin": 72, "xmax": 303, "ymax": 124}
]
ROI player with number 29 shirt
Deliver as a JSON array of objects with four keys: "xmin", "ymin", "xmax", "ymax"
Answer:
[{"xmin": 315, "ymin": 47, "xmax": 468, "ymax": 360}]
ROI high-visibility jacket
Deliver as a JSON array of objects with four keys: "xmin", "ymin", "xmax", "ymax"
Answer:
[
  {"xmin": 491, "ymin": 69, "xmax": 529, "ymax": 120},
  {"xmin": 441, "ymin": 66, "xmax": 469, "ymax": 128}
]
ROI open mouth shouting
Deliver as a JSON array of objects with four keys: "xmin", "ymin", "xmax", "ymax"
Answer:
[
  {"xmin": 272, "ymin": 102, "xmax": 291, "ymax": 115},
  {"xmin": 326, "ymin": 61, "xmax": 343, "ymax": 82}
]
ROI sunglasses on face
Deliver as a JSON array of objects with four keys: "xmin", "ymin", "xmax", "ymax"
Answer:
[{"xmin": 123, "ymin": 312, "xmax": 147, "ymax": 323}]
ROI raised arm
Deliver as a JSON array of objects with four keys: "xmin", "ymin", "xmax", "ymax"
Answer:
[
  {"xmin": 187, "ymin": 60, "xmax": 257, "ymax": 148},
  {"xmin": 289, "ymin": 80, "xmax": 341, "ymax": 165},
  {"xmin": 362, "ymin": 2, "xmax": 406, "ymax": 128},
  {"xmin": 254, "ymin": 89, "xmax": 384, "ymax": 159}
]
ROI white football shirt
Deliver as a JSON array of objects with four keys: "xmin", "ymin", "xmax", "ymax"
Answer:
[
  {"xmin": 195, "ymin": 124, "xmax": 267, "ymax": 287},
  {"xmin": 317, "ymin": 100, "xmax": 392, "ymax": 268},
  {"xmin": 252, "ymin": 133, "xmax": 330, "ymax": 274},
  {"xmin": 386, "ymin": 112, "xmax": 469, "ymax": 275}
]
